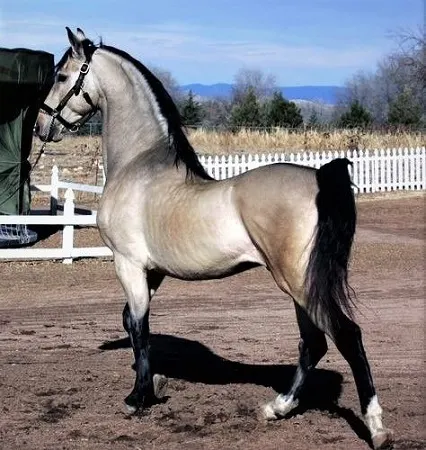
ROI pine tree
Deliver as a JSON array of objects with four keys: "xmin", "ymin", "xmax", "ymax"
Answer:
[
  {"xmin": 338, "ymin": 100, "xmax": 372, "ymax": 128},
  {"xmin": 388, "ymin": 87, "xmax": 422, "ymax": 127},
  {"xmin": 230, "ymin": 86, "xmax": 262, "ymax": 128},
  {"xmin": 264, "ymin": 92, "xmax": 303, "ymax": 128},
  {"xmin": 307, "ymin": 109, "xmax": 320, "ymax": 128},
  {"xmin": 180, "ymin": 91, "xmax": 203, "ymax": 126}
]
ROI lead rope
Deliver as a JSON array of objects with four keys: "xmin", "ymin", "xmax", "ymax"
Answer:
[
  {"xmin": 31, "ymin": 113, "xmax": 58, "ymax": 170},
  {"xmin": 32, "ymin": 141, "xmax": 47, "ymax": 170}
]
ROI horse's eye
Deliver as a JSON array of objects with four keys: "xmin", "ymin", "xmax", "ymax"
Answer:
[{"xmin": 57, "ymin": 73, "xmax": 68, "ymax": 82}]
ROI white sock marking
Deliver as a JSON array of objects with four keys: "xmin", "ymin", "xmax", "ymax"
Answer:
[
  {"xmin": 263, "ymin": 394, "xmax": 299, "ymax": 420},
  {"xmin": 365, "ymin": 395, "xmax": 384, "ymax": 436}
]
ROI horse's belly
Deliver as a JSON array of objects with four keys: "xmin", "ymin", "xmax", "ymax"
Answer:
[
  {"xmin": 156, "ymin": 251, "xmax": 263, "ymax": 280},
  {"xmin": 148, "ymin": 228, "xmax": 265, "ymax": 280}
]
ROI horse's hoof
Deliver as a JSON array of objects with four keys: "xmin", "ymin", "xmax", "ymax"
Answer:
[
  {"xmin": 124, "ymin": 393, "xmax": 141, "ymax": 414},
  {"xmin": 260, "ymin": 395, "xmax": 298, "ymax": 421},
  {"xmin": 153, "ymin": 374, "xmax": 168, "ymax": 399},
  {"xmin": 261, "ymin": 401, "xmax": 278, "ymax": 421},
  {"xmin": 372, "ymin": 428, "xmax": 393, "ymax": 449},
  {"xmin": 124, "ymin": 401, "xmax": 138, "ymax": 414}
]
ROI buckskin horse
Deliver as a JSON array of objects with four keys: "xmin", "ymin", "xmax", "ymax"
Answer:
[{"xmin": 36, "ymin": 28, "xmax": 392, "ymax": 449}]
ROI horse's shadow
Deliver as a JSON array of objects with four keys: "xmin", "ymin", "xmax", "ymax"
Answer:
[{"xmin": 100, "ymin": 333, "xmax": 372, "ymax": 448}]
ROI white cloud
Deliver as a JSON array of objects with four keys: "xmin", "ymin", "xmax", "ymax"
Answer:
[
  {"xmin": 95, "ymin": 26, "xmax": 383, "ymax": 71},
  {"xmin": 0, "ymin": 16, "xmax": 385, "ymax": 82},
  {"xmin": 0, "ymin": 17, "xmax": 70, "ymax": 51}
]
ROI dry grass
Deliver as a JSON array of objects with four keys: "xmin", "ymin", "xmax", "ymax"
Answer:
[
  {"xmin": 188, "ymin": 128, "xmax": 425, "ymax": 154},
  {"xmin": 30, "ymin": 136, "xmax": 103, "ymax": 185},
  {"xmin": 29, "ymin": 128, "xmax": 424, "ymax": 186}
]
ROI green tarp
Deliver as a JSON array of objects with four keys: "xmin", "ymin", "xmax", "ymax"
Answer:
[{"xmin": 0, "ymin": 48, "xmax": 54, "ymax": 215}]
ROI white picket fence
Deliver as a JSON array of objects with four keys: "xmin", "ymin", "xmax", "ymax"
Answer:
[
  {"xmin": 199, "ymin": 147, "xmax": 426, "ymax": 192},
  {"xmin": 0, "ymin": 166, "xmax": 109, "ymax": 264},
  {"xmin": 0, "ymin": 147, "xmax": 424, "ymax": 263}
]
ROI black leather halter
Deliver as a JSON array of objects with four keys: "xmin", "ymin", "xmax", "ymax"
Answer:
[{"xmin": 41, "ymin": 61, "xmax": 97, "ymax": 133}]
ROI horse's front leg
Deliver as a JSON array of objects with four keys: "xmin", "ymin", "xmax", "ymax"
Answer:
[
  {"xmin": 115, "ymin": 254, "xmax": 164, "ymax": 413},
  {"xmin": 122, "ymin": 271, "xmax": 164, "ymax": 335}
]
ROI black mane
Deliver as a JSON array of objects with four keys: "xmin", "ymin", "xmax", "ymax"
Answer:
[
  {"xmin": 57, "ymin": 39, "xmax": 211, "ymax": 180},
  {"xmin": 90, "ymin": 41, "xmax": 212, "ymax": 180}
]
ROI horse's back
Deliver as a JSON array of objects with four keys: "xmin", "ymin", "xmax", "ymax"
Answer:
[{"xmin": 233, "ymin": 162, "xmax": 317, "ymax": 196}]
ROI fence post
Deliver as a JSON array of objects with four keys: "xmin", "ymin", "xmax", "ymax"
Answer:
[
  {"xmin": 372, "ymin": 149, "xmax": 378, "ymax": 193},
  {"xmin": 101, "ymin": 162, "xmax": 106, "ymax": 186},
  {"xmin": 62, "ymin": 188, "xmax": 75, "ymax": 264},
  {"xmin": 50, "ymin": 165, "xmax": 59, "ymax": 215}
]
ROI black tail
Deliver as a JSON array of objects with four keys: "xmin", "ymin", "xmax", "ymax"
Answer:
[{"xmin": 305, "ymin": 158, "xmax": 357, "ymax": 334}]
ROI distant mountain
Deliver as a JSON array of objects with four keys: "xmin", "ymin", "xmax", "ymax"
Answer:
[
  {"xmin": 279, "ymin": 86, "xmax": 346, "ymax": 105},
  {"xmin": 181, "ymin": 83, "xmax": 346, "ymax": 105}
]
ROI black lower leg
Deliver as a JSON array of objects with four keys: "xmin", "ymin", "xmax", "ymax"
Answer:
[
  {"xmin": 122, "ymin": 302, "xmax": 131, "ymax": 334},
  {"xmin": 123, "ymin": 272, "xmax": 164, "ymax": 336},
  {"xmin": 124, "ymin": 310, "xmax": 153, "ymax": 411},
  {"xmin": 332, "ymin": 314, "xmax": 376, "ymax": 415},
  {"xmin": 287, "ymin": 303, "xmax": 328, "ymax": 399}
]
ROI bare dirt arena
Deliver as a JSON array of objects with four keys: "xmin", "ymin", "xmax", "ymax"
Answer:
[{"xmin": 1, "ymin": 193, "xmax": 424, "ymax": 450}]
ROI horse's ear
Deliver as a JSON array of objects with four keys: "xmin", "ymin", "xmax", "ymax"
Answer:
[
  {"xmin": 76, "ymin": 28, "xmax": 86, "ymax": 40},
  {"xmin": 66, "ymin": 27, "xmax": 84, "ymax": 59}
]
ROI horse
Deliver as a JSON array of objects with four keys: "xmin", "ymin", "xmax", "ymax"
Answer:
[{"xmin": 36, "ymin": 27, "xmax": 392, "ymax": 449}]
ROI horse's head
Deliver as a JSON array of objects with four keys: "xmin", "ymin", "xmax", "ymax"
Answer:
[{"xmin": 36, "ymin": 27, "xmax": 99, "ymax": 142}]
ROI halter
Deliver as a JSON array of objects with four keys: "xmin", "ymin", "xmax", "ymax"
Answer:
[{"xmin": 41, "ymin": 60, "xmax": 98, "ymax": 134}]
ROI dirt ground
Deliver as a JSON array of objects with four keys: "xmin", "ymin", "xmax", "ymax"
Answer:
[{"xmin": 0, "ymin": 193, "xmax": 424, "ymax": 450}]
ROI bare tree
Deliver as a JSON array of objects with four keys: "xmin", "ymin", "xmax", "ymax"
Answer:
[
  {"xmin": 232, "ymin": 68, "xmax": 277, "ymax": 104},
  {"xmin": 389, "ymin": 26, "xmax": 425, "ymax": 85},
  {"xmin": 299, "ymin": 100, "xmax": 334, "ymax": 125},
  {"xmin": 200, "ymin": 98, "xmax": 232, "ymax": 128},
  {"xmin": 337, "ymin": 26, "xmax": 425, "ymax": 126},
  {"xmin": 150, "ymin": 66, "xmax": 183, "ymax": 104}
]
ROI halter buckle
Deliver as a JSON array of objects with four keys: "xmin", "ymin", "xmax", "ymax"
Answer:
[
  {"xmin": 80, "ymin": 63, "xmax": 90, "ymax": 74},
  {"xmin": 69, "ymin": 124, "xmax": 80, "ymax": 133}
]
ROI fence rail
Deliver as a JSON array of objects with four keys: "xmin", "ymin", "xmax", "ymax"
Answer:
[
  {"xmin": 0, "ymin": 147, "xmax": 424, "ymax": 263},
  {"xmin": 199, "ymin": 147, "xmax": 426, "ymax": 192},
  {"xmin": 0, "ymin": 189, "xmax": 112, "ymax": 264}
]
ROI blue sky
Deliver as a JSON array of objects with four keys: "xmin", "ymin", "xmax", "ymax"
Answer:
[{"xmin": 0, "ymin": 0, "xmax": 422, "ymax": 86}]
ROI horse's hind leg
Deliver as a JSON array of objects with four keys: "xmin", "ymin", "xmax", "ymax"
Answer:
[
  {"xmin": 114, "ymin": 254, "xmax": 164, "ymax": 413},
  {"xmin": 263, "ymin": 301, "xmax": 328, "ymax": 420},
  {"xmin": 264, "ymin": 297, "xmax": 392, "ymax": 449},
  {"xmin": 327, "ymin": 312, "xmax": 393, "ymax": 449}
]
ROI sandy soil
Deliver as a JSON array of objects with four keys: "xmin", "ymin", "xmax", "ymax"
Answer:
[{"xmin": 0, "ymin": 194, "xmax": 425, "ymax": 449}]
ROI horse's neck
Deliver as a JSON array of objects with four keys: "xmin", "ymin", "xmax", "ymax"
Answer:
[{"xmin": 94, "ymin": 51, "xmax": 170, "ymax": 177}]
